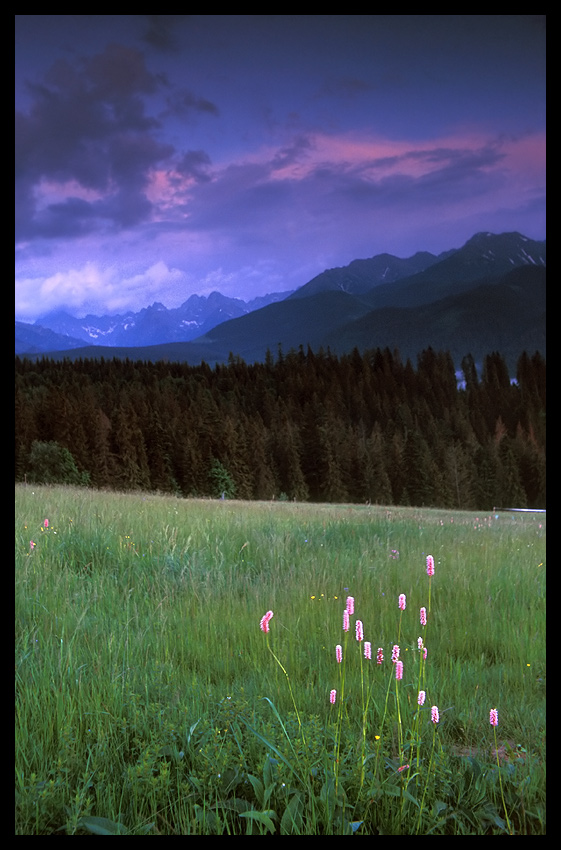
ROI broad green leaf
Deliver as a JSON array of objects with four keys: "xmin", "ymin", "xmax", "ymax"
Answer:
[
  {"xmin": 381, "ymin": 785, "xmax": 420, "ymax": 808},
  {"xmin": 186, "ymin": 719, "xmax": 200, "ymax": 744},
  {"xmin": 263, "ymin": 755, "xmax": 279, "ymax": 789},
  {"xmin": 432, "ymin": 799, "xmax": 448, "ymax": 816},
  {"xmin": 214, "ymin": 797, "xmax": 252, "ymax": 815},
  {"xmin": 239, "ymin": 809, "xmax": 277, "ymax": 834},
  {"xmin": 77, "ymin": 816, "xmax": 129, "ymax": 835},
  {"xmin": 280, "ymin": 791, "xmax": 305, "ymax": 835},
  {"xmin": 246, "ymin": 773, "xmax": 264, "ymax": 806},
  {"xmin": 465, "ymin": 755, "xmax": 483, "ymax": 778}
]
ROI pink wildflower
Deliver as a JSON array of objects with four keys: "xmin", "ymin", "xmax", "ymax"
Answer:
[
  {"xmin": 346, "ymin": 596, "xmax": 355, "ymax": 616},
  {"xmin": 423, "ymin": 647, "xmax": 427, "ymax": 660},
  {"xmin": 395, "ymin": 660, "xmax": 403, "ymax": 680},
  {"xmin": 355, "ymin": 619, "xmax": 364, "ymax": 642},
  {"xmin": 44, "ymin": 519, "xmax": 49, "ymax": 528},
  {"xmin": 343, "ymin": 609, "xmax": 350, "ymax": 632},
  {"xmin": 29, "ymin": 540, "xmax": 36, "ymax": 550},
  {"xmin": 260, "ymin": 610, "xmax": 274, "ymax": 633},
  {"xmin": 426, "ymin": 555, "xmax": 435, "ymax": 576},
  {"xmin": 398, "ymin": 593, "xmax": 406, "ymax": 610},
  {"xmin": 417, "ymin": 636, "xmax": 424, "ymax": 651},
  {"xmin": 490, "ymin": 708, "xmax": 499, "ymax": 727},
  {"xmin": 330, "ymin": 689, "xmax": 337, "ymax": 705},
  {"xmin": 397, "ymin": 764, "xmax": 410, "ymax": 773},
  {"xmin": 431, "ymin": 705, "xmax": 439, "ymax": 724},
  {"xmin": 335, "ymin": 644, "xmax": 343, "ymax": 663},
  {"xmin": 376, "ymin": 647, "xmax": 383, "ymax": 665},
  {"xmin": 418, "ymin": 690, "xmax": 426, "ymax": 706},
  {"xmin": 364, "ymin": 641, "xmax": 372, "ymax": 660},
  {"xmin": 391, "ymin": 644, "xmax": 400, "ymax": 663},
  {"xmin": 420, "ymin": 607, "xmax": 427, "ymax": 626}
]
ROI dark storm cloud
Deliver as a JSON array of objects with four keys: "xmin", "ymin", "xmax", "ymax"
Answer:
[
  {"xmin": 15, "ymin": 43, "xmax": 176, "ymax": 240},
  {"xmin": 15, "ymin": 16, "xmax": 545, "ymax": 320},
  {"xmin": 30, "ymin": 197, "xmax": 99, "ymax": 239},
  {"xmin": 270, "ymin": 135, "xmax": 314, "ymax": 171},
  {"xmin": 173, "ymin": 135, "xmax": 522, "ymax": 273},
  {"xmin": 307, "ymin": 144, "xmax": 508, "ymax": 214},
  {"xmin": 175, "ymin": 150, "xmax": 213, "ymax": 183}
]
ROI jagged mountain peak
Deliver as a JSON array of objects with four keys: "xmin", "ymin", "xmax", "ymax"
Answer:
[
  {"xmin": 16, "ymin": 231, "xmax": 545, "ymax": 363},
  {"xmin": 17, "ymin": 289, "xmax": 291, "ymax": 354}
]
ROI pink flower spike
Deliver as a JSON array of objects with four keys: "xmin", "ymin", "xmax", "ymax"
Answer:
[
  {"xmin": 418, "ymin": 690, "xmax": 426, "ymax": 706},
  {"xmin": 417, "ymin": 637, "xmax": 424, "ymax": 651},
  {"xmin": 364, "ymin": 641, "xmax": 372, "ymax": 660},
  {"xmin": 398, "ymin": 593, "xmax": 406, "ymax": 611},
  {"xmin": 335, "ymin": 644, "xmax": 343, "ymax": 663},
  {"xmin": 29, "ymin": 540, "xmax": 36, "ymax": 550},
  {"xmin": 395, "ymin": 660, "xmax": 403, "ymax": 680},
  {"xmin": 376, "ymin": 647, "xmax": 383, "ymax": 665},
  {"xmin": 420, "ymin": 607, "xmax": 427, "ymax": 626},
  {"xmin": 426, "ymin": 555, "xmax": 435, "ymax": 576},
  {"xmin": 346, "ymin": 596, "xmax": 355, "ymax": 616},
  {"xmin": 330, "ymin": 689, "xmax": 337, "ymax": 705},
  {"xmin": 391, "ymin": 644, "xmax": 400, "ymax": 663},
  {"xmin": 260, "ymin": 610, "xmax": 274, "ymax": 633},
  {"xmin": 44, "ymin": 519, "xmax": 49, "ymax": 528},
  {"xmin": 490, "ymin": 708, "xmax": 499, "ymax": 727},
  {"xmin": 343, "ymin": 610, "xmax": 350, "ymax": 632},
  {"xmin": 431, "ymin": 705, "xmax": 439, "ymax": 724},
  {"xmin": 423, "ymin": 647, "xmax": 427, "ymax": 660},
  {"xmin": 355, "ymin": 619, "xmax": 364, "ymax": 642}
]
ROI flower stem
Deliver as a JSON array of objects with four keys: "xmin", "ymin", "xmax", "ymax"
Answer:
[
  {"xmin": 266, "ymin": 636, "xmax": 306, "ymax": 749},
  {"xmin": 493, "ymin": 725, "xmax": 514, "ymax": 834},
  {"xmin": 416, "ymin": 720, "xmax": 437, "ymax": 834}
]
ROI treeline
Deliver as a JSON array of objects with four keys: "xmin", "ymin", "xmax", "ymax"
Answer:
[{"xmin": 15, "ymin": 347, "xmax": 545, "ymax": 509}]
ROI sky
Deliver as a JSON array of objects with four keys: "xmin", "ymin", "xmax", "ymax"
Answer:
[{"xmin": 15, "ymin": 15, "xmax": 546, "ymax": 322}]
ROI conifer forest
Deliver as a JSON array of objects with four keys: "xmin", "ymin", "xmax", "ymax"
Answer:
[{"xmin": 15, "ymin": 346, "xmax": 546, "ymax": 510}]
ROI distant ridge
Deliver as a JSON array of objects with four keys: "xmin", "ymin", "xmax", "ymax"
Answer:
[
  {"xmin": 287, "ymin": 250, "xmax": 443, "ymax": 299},
  {"xmin": 15, "ymin": 290, "xmax": 293, "ymax": 355},
  {"xmin": 16, "ymin": 231, "xmax": 545, "ymax": 371}
]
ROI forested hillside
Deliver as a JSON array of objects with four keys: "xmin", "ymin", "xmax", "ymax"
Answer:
[{"xmin": 15, "ymin": 347, "xmax": 545, "ymax": 510}]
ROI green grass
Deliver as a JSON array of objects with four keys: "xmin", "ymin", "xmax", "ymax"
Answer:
[{"xmin": 15, "ymin": 485, "xmax": 546, "ymax": 834}]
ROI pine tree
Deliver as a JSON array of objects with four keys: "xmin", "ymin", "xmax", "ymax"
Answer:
[
  {"xmin": 271, "ymin": 413, "xmax": 309, "ymax": 502},
  {"xmin": 512, "ymin": 423, "xmax": 546, "ymax": 508},
  {"xmin": 111, "ymin": 403, "xmax": 151, "ymax": 491},
  {"xmin": 365, "ymin": 423, "xmax": 393, "ymax": 504},
  {"xmin": 145, "ymin": 410, "xmax": 180, "ymax": 494},
  {"xmin": 461, "ymin": 353, "xmax": 479, "ymax": 393},
  {"xmin": 88, "ymin": 407, "xmax": 115, "ymax": 489},
  {"xmin": 207, "ymin": 458, "xmax": 236, "ymax": 499},
  {"xmin": 179, "ymin": 433, "xmax": 206, "ymax": 497},
  {"xmin": 402, "ymin": 429, "xmax": 436, "ymax": 507},
  {"xmin": 496, "ymin": 438, "xmax": 527, "ymax": 508},
  {"xmin": 15, "ymin": 387, "xmax": 39, "ymax": 481},
  {"xmin": 472, "ymin": 443, "xmax": 500, "ymax": 510},
  {"xmin": 244, "ymin": 416, "xmax": 277, "ymax": 500}
]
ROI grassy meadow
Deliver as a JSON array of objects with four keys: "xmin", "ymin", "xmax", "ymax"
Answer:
[{"xmin": 15, "ymin": 485, "xmax": 545, "ymax": 834}]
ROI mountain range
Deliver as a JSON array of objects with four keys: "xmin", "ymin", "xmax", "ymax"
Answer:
[
  {"xmin": 15, "ymin": 289, "xmax": 292, "ymax": 353},
  {"xmin": 15, "ymin": 231, "xmax": 545, "ymax": 372}
]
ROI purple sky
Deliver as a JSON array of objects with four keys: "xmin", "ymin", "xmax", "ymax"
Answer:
[{"xmin": 15, "ymin": 15, "xmax": 546, "ymax": 322}]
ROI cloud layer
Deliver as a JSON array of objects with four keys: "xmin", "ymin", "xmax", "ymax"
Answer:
[{"xmin": 15, "ymin": 16, "xmax": 546, "ymax": 321}]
